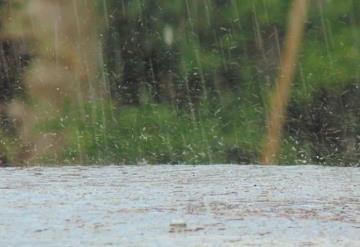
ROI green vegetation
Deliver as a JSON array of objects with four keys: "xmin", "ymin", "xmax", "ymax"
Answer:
[
  {"xmin": 1, "ymin": 0, "xmax": 359, "ymax": 165},
  {"xmin": 27, "ymin": 99, "xmax": 262, "ymax": 164}
]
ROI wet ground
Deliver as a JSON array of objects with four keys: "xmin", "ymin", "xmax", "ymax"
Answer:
[{"xmin": 0, "ymin": 165, "xmax": 359, "ymax": 246}]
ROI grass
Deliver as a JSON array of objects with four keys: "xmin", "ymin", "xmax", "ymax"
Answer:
[
  {"xmin": 3, "ymin": 93, "xmax": 357, "ymax": 165},
  {"xmin": 29, "ymin": 97, "xmax": 265, "ymax": 165}
]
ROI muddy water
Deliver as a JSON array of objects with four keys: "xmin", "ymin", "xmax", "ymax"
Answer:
[{"xmin": 0, "ymin": 165, "xmax": 359, "ymax": 246}]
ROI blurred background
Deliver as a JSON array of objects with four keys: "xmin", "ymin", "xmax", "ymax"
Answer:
[{"xmin": 0, "ymin": 0, "xmax": 359, "ymax": 165}]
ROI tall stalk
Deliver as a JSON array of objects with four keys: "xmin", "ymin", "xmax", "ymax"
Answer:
[{"xmin": 261, "ymin": 0, "xmax": 308, "ymax": 165}]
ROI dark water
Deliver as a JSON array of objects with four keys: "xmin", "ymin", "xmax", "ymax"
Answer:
[{"xmin": 0, "ymin": 165, "xmax": 359, "ymax": 246}]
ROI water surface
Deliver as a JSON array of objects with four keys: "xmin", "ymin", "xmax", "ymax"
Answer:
[{"xmin": 0, "ymin": 165, "xmax": 359, "ymax": 246}]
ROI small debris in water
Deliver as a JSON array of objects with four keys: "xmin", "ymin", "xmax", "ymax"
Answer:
[{"xmin": 169, "ymin": 219, "xmax": 187, "ymax": 232}]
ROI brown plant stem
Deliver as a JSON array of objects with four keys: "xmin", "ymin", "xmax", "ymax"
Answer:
[
  {"xmin": 261, "ymin": 0, "xmax": 309, "ymax": 165},
  {"xmin": 4, "ymin": 0, "xmax": 105, "ymax": 164}
]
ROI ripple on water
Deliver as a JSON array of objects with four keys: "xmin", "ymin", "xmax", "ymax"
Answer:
[{"xmin": 0, "ymin": 165, "xmax": 359, "ymax": 246}]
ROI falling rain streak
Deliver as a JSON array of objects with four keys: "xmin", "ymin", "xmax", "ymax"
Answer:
[{"xmin": 0, "ymin": 0, "xmax": 359, "ymax": 166}]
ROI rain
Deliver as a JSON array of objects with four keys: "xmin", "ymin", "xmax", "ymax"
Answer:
[
  {"xmin": 0, "ymin": 0, "xmax": 359, "ymax": 165},
  {"xmin": 0, "ymin": 0, "xmax": 359, "ymax": 245}
]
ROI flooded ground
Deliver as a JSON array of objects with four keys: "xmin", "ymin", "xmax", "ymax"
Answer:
[{"xmin": 0, "ymin": 165, "xmax": 359, "ymax": 246}]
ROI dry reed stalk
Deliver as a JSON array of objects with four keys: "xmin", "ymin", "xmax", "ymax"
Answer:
[
  {"xmin": 261, "ymin": 0, "xmax": 308, "ymax": 165},
  {"xmin": 3, "ymin": 0, "xmax": 105, "ymax": 164}
]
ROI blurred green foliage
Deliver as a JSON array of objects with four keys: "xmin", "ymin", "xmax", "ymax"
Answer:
[{"xmin": 1, "ymin": 0, "xmax": 359, "ymax": 165}]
